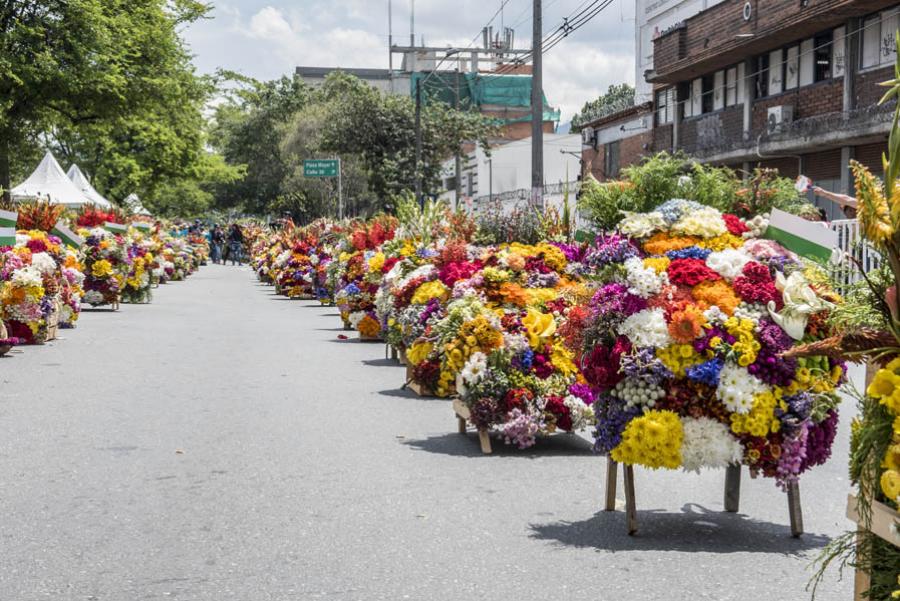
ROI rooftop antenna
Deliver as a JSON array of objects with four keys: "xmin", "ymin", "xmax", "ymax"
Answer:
[{"xmin": 410, "ymin": 0, "xmax": 415, "ymax": 46}]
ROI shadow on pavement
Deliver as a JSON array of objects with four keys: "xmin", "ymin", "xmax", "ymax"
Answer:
[
  {"xmin": 403, "ymin": 432, "xmax": 594, "ymax": 458},
  {"xmin": 529, "ymin": 503, "xmax": 831, "ymax": 555},
  {"xmin": 377, "ymin": 388, "xmax": 420, "ymax": 399},
  {"xmin": 363, "ymin": 358, "xmax": 400, "ymax": 367}
]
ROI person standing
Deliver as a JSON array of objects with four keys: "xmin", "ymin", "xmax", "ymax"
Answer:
[
  {"xmin": 209, "ymin": 225, "xmax": 224, "ymax": 264},
  {"xmin": 227, "ymin": 224, "xmax": 244, "ymax": 266}
]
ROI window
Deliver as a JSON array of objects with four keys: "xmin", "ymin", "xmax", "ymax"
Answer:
[
  {"xmin": 813, "ymin": 31, "xmax": 833, "ymax": 81},
  {"xmin": 768, "ymin": 49, "xmax": 784, "ymax": 95},
  {"xmin": 785, "ymin": 45, "xmax": 799, "ymax": 89},
  {"xmin": 714, "ymin": 70, "xmax": 725, "ymax": 110},
  {"xmin": 756, "ymin": 53, "xmax": 769, "ymax": 97},
  {"xmin": 833, "ymin": 26, "xmax": 846, "ymax": 78},
  {"xmin": 882, "ymin": 9, "xmax": 899, "ymax": 66},
  {"xmin": 863, "ymin": 15, "xmax": 882, "ymax": 68},
  {"xmin": 605, "ymin": 141, "xmax": 621, "ymax": 178},
  {"xmin": 701, "ymin": 74, "xmax": 715, "ymax": 114},
  {"xmin": 690, "ymin": 78, "xmax": 703, "ymax": 117},
  {"xmin": 800, "ymin": 38, "xmax": 815, "ymax": 86},
  {"xmin": 726, "ymin": 67, "xmax": 738, "ymax": 105},
  {"xmin": 655, "ymin": 88, "xmax": 673, "ymax": 125},
  {"xmin": 737, "ymin": 62, "xmax": 746, "ymax": 102}
]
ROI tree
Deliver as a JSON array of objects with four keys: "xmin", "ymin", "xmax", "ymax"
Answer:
[
  {"xmin": 0, "ymin": 0, "xmax": 214, "ymax": 204},
  {"xmin": 570, "ymin": 83, "xmax": 635, "ymax": 129},
  {"xmin": 208, "ymin": 74, "xmax": 310, "ymax": 214}
]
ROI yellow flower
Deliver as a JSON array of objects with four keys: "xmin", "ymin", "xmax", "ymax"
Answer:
[
  {"xmin": 881, "ymin": 469, "xmax": 900, "ymax": 504},
  {"xmin": 643, "ymin": 256, "xmax": 670, "ymax": 274},
  {"xmin": 851, "ymin": 160, "xmax": 895, "ymax": 248},
  {"xmin": 522, "ymin": 309, "xmax": 556, "ymax": 349},
  {"xmin": 367, "ymin": 252, "xmax": 385, "ymax": 272},
  {"xmin": 92, "ymin": 259, "xmax": 113, "ymax": 278},
  {"xmin": 410, "ymin": 280, "xmax": 449, "ymax": 305},
  {"xmin": 611, "ymin": 410, "xmax": 683, "ymax": 470},
  {"xmin": 656, "ymin": 344, "xmax": 701, "ymax": 377},
  {"xmin": 550, "ymin": 342, "xmax": 578, "ymax": 377},
  {"xmin": 731, "ymin": 391, "xmax": 782, "ymax": 437}
]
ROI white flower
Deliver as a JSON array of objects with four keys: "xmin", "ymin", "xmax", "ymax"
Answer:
[
  {"xmin": 703, "ymin": 305, "xmax": 728, "ymax": 326},
  {"xmin": 564, "ymin": 395, "xmax": 596, "ymax": 431},
  {"xmin": 705, "ymin": 248, "xmax": 751, "ymax": 280},
  {"xmin": 716, "ymin": 363, "xmax": 766, "ymax": 414},
  {"xmin": 680, "ymin": 417, "xmax": 744, "ymax": 473},
  {"xmin": 11, "ymin": 266, "xmax": 43, "ymax": 288},
  {"xmin": 456, "ymin": 351, "xmax": 488, "ymax": 397},
  {"xmin": 619, "ymin": 211, "xmax": 666, "ymax": 238},
  {"xmin": 30, "ymin": 252, "xmax": 57, "ymax": 275},
  {"xmin": 348, "ymin": 311, "xmax": 366, "ymax": 328},
  {"xmin": 618, "ymin": 308, "xmax": 672, "ymax": 348},
  {"xmin": 671, "ymin": 207, "xmax": 728, "ymax": 238},
  {"xmin": 397, "ymin": 264, "xmax": 435, "ymax": 289},
  {"xmin": 83, "ymin": 290, "xmax": 104, "ymax": 305},
  {"xmin": 743, "ymin": 214, "xmax": 769, "ymax": 239},
  {"xmin": 275, "ymin": 250, "xmax": 292, "ymax": 267},
  {"xmin": 767, "ymin": 271, "xmax": 834, "ymax": 340},
  {"xmin": 624, "ymin": 257, "xmax": 667, "ymax": 298},
  {"xmin": 503, "ymin": 333, "xmax": 530, "ymax": 355}
]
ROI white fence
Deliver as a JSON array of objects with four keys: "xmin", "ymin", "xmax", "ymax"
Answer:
[{"xmin": 829, "ymin": 219, "xmax": 882, "ymax": 294}]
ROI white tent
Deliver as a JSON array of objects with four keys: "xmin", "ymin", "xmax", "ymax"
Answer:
[
  {"xmin": 124, "ymin": 193, "xmax": 151, "ymax": 216},
  {"xmin": 10, "ymin": 151, "xmax": 92, "ymax": 207},
  {"xmin": 66, "ymin": 164, "xmax": 113, "ymax": 209}
]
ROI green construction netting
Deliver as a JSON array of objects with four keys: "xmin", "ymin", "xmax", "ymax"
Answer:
[{"xmin": 410, "ymin": 72, "xmax": 560, "ymax": 124}]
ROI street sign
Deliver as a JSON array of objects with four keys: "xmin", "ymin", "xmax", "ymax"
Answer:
[{"xmin": 303, "ymin": 159, "xmax": 339, "ymax": 178}]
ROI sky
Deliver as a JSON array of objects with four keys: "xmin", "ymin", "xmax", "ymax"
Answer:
[{"xmin": 181, "ymin": 0, "xmax": 636, "ymax": 122}]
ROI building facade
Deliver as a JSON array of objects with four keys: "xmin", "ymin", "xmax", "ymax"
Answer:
[{"xmin": 585, "ymin": 0, "xmax": 899, "ymax": 213}]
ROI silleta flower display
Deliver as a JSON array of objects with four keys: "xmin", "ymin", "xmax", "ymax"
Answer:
[{"xmin": 567, "ymin": 201, "xmax": 843, "ymax": 489}]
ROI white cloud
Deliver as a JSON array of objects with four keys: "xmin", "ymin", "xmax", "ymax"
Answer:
[{"xmin": 183, "ymin": 0, "xmax": 637, "ymax": 120}]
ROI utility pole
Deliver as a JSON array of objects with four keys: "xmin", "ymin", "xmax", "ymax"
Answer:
[
  {"xmin": 414, "ymin": 77, "xmax": 423, "ymax": 208},
  {"xmin": 530, "ymin": 0, "xmax": 544, "ymax": 211},
  {"xmin": 454, "ymin": 69, "xmax": 462, "ymax": 211}
]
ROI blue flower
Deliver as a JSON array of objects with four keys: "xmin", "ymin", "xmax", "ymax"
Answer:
[
  {"xmin": 686, "ymin": 358, "xmax": 724, "ymax": 387},
  {"xmin": 666, "ymin": 246, "xmax": 711, "ymax": 260}
]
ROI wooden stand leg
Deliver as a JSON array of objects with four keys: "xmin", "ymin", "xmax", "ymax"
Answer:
[
  {"xmin": 853, "ymin": 529, "xmax": 872, "ymax": 601},
  {"xmin": 478, "ymin": 429, "xmax": 492, "ymax": 454},
  {"xmin": 457, "ymin": 416, "xmax": 467, "ymax": 434},
  {"xmin": 623, "ymin": 464, "xmax": 637, "ymax": 535},
  {"xmin": 787, "ymin": 480, "xmax": 803, "ymax": 537},
  {"xmin": 724, "ymin": 464, "xmax": 741, "ymax": 513},
  {"xmin": 605, "ymin": 457, "xmax": 618, "ymax": 511}
]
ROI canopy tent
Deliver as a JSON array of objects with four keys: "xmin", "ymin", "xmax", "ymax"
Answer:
[
  {"xmin": 10, "ymin": 152, "xmax": 93, "ymax": 207},
  {"xmin": 66, "ymin": 164, "xmax": 113, "ymax": 209},
  {"xmin": 124, "ymin": 193, "xmax": 151, "ymax": 216}
]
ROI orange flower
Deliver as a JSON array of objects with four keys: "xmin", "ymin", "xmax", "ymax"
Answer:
[
  {"xmin": 499, "ymin": 282, "xmax": 529, "ymax": 307},
  {"xmin": 642, "ymin": 233, "xmax": 702, "ymax": 256},
  {"xmin": 692, "ymin": 280, "xmax": 740, "ymax": 315},
  {"xmin": 668, "ymin": 305, "xmax": 706, "ymax": 343}
]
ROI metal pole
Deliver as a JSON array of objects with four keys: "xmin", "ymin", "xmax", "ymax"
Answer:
[
  {"xmin": 388, "ymin": 0, "xmax": 393, "ymax": 77},
  {"xmin": 414, "ymin": 78, "xmax": 423, "ymax": 208},
  {"xmin": 410, "ymin": 0, "xmax": 415, "ymax": 46},
  {"xmin": 454, "ymin": 70, "xmax": 462, "ymax": 211},
  {"xmin": 489, "ymin": 157, "xmax": 493, "ymax": 204},
  {"xmin": 337, "ymin": 157, "xmax": 343, "ymax": 220},
  {"xmin": 531, "ymin": 0, "xmax": 544, "ymax": 210}
]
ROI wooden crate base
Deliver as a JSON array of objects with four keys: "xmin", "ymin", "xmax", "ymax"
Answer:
[
  {"xmin": 404, "ymin": 364, "xmax": 437, "ymax": 397},
  {"xmin": 358, "ymin": 333, "xmax": 382, "ymax": 342},
  {"xmin": 847, "ymin": 494, "xmax": 900, "ymax": 600},
  {"xmin": 453, "ymin": 399, "xmax": 492, "ymax": 454},
  {"xmin": 605, "ymin": 458, "xmax": 803, "ymax": 537}
]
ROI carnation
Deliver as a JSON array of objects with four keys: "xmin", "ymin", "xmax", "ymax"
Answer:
[
  {"xmin": 671, "ymin": 207, "xmax": 728, "ymax": 238},
  {"xmin": 680, "ymin": 417, "xmax": 744, "ymax": 473},
  {"xmin": 30, "ymin": 252, "xmax": 57, "ymax": 275},
  {"xmin": 705, "ymin": 248, "xmax": 752, "ymax": 280},
  {"xmin": 618, "ymin": 211, "xmax": 666, "ymax": 238},
  {"xmin": 11, "ymin": 266, "xmax": 43, "ymax": 288},
  {"xmin": 618, "ymin": 308, "xmax": 672, "ymax": 348}
]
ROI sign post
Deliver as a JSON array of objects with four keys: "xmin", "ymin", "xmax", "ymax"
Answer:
[{"xmin": 303, "ymin": 158, "xmax": 342, "ymax": 219}]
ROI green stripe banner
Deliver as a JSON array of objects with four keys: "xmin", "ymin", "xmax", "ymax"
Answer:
[
  {"xmin": 104, "ymin": 221, "xmax": 128, "ymax": 234},
  {"xmin": 51, "ymin": 221, "xmax": 84, "ymax": 249},
  {"xmin": 0, "ymin": 227, "xmax": 15, "ymax": 247},
  {"xmin": 131, "ymin": 222, "xmax": 152, "ymax": 232},
  {"xmin": 763, "ymin": 208, "xmax": 837, "ymax": 264},
  {"xmin": 0, "ymin": 209, "xmax": 17, "ymax": 229}
]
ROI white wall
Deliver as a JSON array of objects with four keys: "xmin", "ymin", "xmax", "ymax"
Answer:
[{"xmin": 635, "ymin": 0, "xmax": 723, "ymax": 102}]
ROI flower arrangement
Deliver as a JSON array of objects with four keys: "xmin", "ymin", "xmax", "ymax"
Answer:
[
  {"xmin": 79, "ymin": 227, "xmax": 130, "ymax": 306},
  {"xmin": 570, "ymin": 202, "xmax": 843, "ymax": 489}
]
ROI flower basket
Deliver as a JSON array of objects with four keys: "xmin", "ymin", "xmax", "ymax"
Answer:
[{"xmin": 405, "ymin": 364, "xmax": 437, "ymax": 398}]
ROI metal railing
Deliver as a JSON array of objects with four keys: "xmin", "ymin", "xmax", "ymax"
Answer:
[{"xmin": 829, "ymin": 218, "xmax": 882, "ymax": 294}]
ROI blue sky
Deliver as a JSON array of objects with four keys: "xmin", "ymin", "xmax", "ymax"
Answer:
[{"xmin": 182, "ymin": 0, "xmax": 635, "ymax": 120}]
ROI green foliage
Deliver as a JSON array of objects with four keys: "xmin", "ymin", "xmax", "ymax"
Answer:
[
  {"xmin": 474, "ymin": 203, "xmax": 543, "ymax": 245},
  {"xmin": 578, "ymin": 152, "xmax": 817, "ymax": 230},
  {"xmin": 0, "ymin": 0, "xmax": 219, "ymax": 212},
  {"xmin": 571, "ymin": 84, "xmax": 635, "ymax": 129}
]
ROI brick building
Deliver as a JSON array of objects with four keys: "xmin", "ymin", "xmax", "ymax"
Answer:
[{"xmin": 582, "ymin": 0, "xmax": 899, "ymax": 212}]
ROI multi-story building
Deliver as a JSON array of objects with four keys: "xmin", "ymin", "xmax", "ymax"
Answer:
[{"xmin": 584, "ymin": 0, "xmax": 899, "ymax": 213}]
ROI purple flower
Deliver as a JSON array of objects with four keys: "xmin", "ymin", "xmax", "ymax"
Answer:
[
  {"xmin": 592, "ymin": 394, "xmax": 640, "ymax": 455},
  {"xmin": 801, "ymin": 410, "xmax": 838, "ymax": 471},
  {"xmin": 585, "ymin": 234, "xmax": 639, "ymax": 268},
  {"xmin": 569, "ymin": 383, "xmax": 595, "ymax": 405}
]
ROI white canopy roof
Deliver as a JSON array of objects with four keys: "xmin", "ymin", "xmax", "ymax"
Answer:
[
  {"xmin": 11, "ymin": 152, "xmax": 93, "ymax": 207},
  {"xmin": 124, "ymin": 193, "xmax": 151, "ymax": 216},
  {"xmin": 66, "ymin": 164, "xmax": 113, "ymax": 209}
]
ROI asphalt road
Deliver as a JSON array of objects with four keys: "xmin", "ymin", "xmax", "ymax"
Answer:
[{"xmin": 0, "ymin": 265, "xmax": 856, "ymax": 600}]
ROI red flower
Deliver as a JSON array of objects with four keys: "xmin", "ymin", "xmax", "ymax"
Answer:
[
  {"xmin": 667, "ymin": 258, "xmax": 721, "ymax": 287},
  {"xmin": 733, "ymin": 261, "xmax": 782, "ymax": 308},
  {"xmin": 544, "ymin": 395, "xmax": 573, "ymax": 431},
  {"xmin": 26, "ymin": 239, "xmax": 48, "ymax": 253},
  {"xmin": 502, "ymin": 387, "xmax": 534, "ymax": 413},
  {"xmin": 382, "ymin": 257, "xmax": 400, "ymax": 274},
  {"xmin": 723, "ymin": 214, "xmax": 749, "ymax": 236},
  {"xmin": 438, "ymin": 261, "xmax": 480, "ymax": 286}
]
